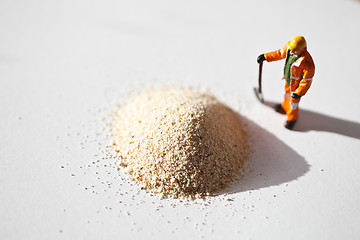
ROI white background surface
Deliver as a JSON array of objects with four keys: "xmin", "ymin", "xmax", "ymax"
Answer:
[{"xmin": 1, "ymin": 0, "xmax": 360, "ymax": 239}]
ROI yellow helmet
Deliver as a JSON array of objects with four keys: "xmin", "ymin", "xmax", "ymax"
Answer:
[{"xmin": 288, "ymin": 36, "xmax": 307, "ymax": 51}]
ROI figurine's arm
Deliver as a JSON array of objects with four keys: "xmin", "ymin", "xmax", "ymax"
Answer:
[
  {"xmin": 294, "ymin": 67, "xmax": 314, "ymax": 96},
  {"xmin": 264, "ymin": 44, "xmax": 288, "ymax": 62}
]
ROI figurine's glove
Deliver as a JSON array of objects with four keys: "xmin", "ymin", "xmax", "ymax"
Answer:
[
  {"xmin": 291, "ymin": 93, "xmax": 302, "ymax": 99},
  {"xmin": 257, "ymin": 54, "xmax": 266, "ymax": 63}
]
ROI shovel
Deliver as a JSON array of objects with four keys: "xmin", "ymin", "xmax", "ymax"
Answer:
[{"xmin": 254, "ymin": 61, "xmax": 264, "ymax": 103}]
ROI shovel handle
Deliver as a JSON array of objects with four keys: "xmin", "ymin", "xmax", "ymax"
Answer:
[{"xmin": 258, "ymin": 61, "xmax": 263, "ymax": 94}]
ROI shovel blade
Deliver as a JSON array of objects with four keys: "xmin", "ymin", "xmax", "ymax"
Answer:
[{"xmin": 253, "ymin": 87, "xmax": 264, "ymax": 103}]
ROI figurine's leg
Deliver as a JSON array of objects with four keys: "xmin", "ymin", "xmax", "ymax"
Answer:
[
  {"xmin": 281, "ymin": 83, "xmax": 291, "ymax": 112},
  {"xmin": 287, "ymin": 98, "xmax": 300, "ymax": 121},
  {"xmin": 281, "ymin": 83, "xmax": 300, "ymax": 121}
]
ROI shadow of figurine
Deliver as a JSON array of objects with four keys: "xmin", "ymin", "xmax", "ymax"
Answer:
[
  {"xmin": 222, "ymin": 115, "xmax": 310, "ymax": 194},
  {"xmin": 264, "ymin": 101, "xmax": 360, "ymax": 140}
]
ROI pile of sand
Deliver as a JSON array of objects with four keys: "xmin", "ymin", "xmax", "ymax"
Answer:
[{"xmin": 112, "ymin": 87, "xmax": 249, "ymax": 198}]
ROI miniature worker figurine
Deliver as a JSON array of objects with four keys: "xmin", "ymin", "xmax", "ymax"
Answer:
[{"xmin": 257, "ymin": 36, "xmax": 315, "ymax": 130}]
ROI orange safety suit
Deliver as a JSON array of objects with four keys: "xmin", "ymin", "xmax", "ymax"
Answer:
[{"xmin": 264, "ymin": 43, "xmax": 315, "ymax": 121}]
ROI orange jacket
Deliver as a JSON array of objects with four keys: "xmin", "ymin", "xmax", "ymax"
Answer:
[{"xmin": 264, "ymin": 43, "xmax": 315, "ymax": 96}]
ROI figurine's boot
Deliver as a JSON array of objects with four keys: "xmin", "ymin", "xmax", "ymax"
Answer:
[
  {"xmin": 284, "ymin": 120, "xmax": 297, "ymax": 130},
  {"xmin": 274, "ymin": 104, "xmax": 286, "ymax": 115}
]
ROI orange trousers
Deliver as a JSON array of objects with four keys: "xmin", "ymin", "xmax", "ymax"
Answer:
[{"xmin": 281, "ymin": 83, "xmax": 301, "ymax": 121}]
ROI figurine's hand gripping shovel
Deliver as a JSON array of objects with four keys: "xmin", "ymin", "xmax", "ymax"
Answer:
[{"xmin": 254, "ymin": 61, "xmax": 264, "ymax": 103}]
